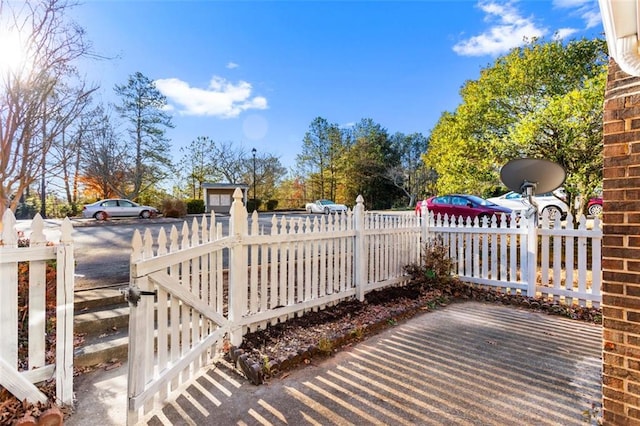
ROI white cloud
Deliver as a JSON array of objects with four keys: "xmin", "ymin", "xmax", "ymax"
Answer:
[
  {"xmin": 553, "ymin": 27, "xmax": 579, "ymax": 40},
  {"xmin": 226, "ymin": 62, "xmax": 239, "ymax": 69},
  {"xmin": 552, "ymin": 0, "xmax": 602, "ymax": 29},
  {"xmin": 154, "ymin": 76, "xmax": 268, "ymax": 118},
  {"xmin": 453, "ymin": 1, "xmax": 547, "ymax": 57},
  {"xmin": 581, "ymin": 10, "xmax": 601, "ymax": 29}
]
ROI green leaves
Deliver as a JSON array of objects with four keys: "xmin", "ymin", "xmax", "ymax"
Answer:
[{"xmin": 425, "ymin": 37, "xmax": 607, "ymax": 201}]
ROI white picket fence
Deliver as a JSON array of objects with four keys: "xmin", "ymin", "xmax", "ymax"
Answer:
[
  {"xmin": 0, "ymin": 210, "xmax": 74, "ymax": 406},
  {"xmin": 424, "ymin": 210, "xmax": 602, "ymax": 307},
  {"xmin": 126, "ymin": 191, "xmax": 422, "ymax": 423}
]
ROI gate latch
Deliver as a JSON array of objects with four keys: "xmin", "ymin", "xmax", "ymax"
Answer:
[{"xmin": 121, "ymin": 286, "xmax": 156, "ymax": 307}]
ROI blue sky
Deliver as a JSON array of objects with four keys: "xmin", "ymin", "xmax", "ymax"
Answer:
[{"xmin": 71, "ymin": 0, "xmax": 604, "ymax": 173}]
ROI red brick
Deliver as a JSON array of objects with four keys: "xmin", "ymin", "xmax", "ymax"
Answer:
[
  {"xmin": 608, "ymin": 121, "xmax": 627, "ymax": 133},
  {"xmin": 629, "ymin": 286, "xmax": 640, "ymax": 297},
  {"xmin": 602, "ymin": 282, "xmax": 625, "ymax": 294},
  {"xmin": 630, "ymin": 407, "xmax": 640, "ymax": 420},
  {"xmin": 606, "ymin": 167, "xmax": 629, "ymax": 178},
  {"xmin": 604, "ymin": 143, "xmax": 632, "ymax": 156},
  {"xmin": 606, "ymin": 375, "xmax": 626, "ymax": 389},
  {"xmin": 604, "ymin": 352, "xmax": 625, "ymax": 366},
  {"xmin": 604, "ymin": 306, "xmax": 625, "ymax": 319},
  {"xmin": 604, "ymin": 258, "xmax": 625, "ymax": 270},
  {"xmin": 606, "ymin": 189, "xmax": 626, "ymax": 201},
  {"xmin": 605, "ymin": 296, "xmax": 640, "ymax": 310},
  {"xmin": 602, "ymin": 214, "xmax": 625, "ymax": 225},
  {"xmin": 603, "ymin": 246, "xmax": 640, "ymax": 259},
  {"xmin": 605, "ymin": 317, "xmax": 640, "ymax": 333},
  {"xmin": 631, "ymin": 261, "xmax": 640, "ymax": 273},
  {"xmin": 604, "ymin": 386, "xmax": 626, "ymax": 401},
  {"xmin": 628, "ymin": 311, "xmax": 640, "ymax": 323}
]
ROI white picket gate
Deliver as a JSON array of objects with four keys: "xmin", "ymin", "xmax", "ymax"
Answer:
[
  {"xmin": 0, "ymin": 210, "xmax": 74, "ymax": 406},
  {"xmin": 126, "ymin": 191, "xmax": 422, "ymax": 424}
]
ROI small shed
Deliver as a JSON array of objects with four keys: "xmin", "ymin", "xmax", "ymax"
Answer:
[{"xmin": 202, "ymin": 183, "xmax": 249, "ymax": 214}]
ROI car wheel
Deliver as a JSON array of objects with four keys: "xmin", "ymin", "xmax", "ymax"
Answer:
[
  {"xmin": 324, "ymin": 207, "xmax": 330, "ymax": 215},
  {"xmin": 141, "ymin": 210, "xmax": 151, "ymax": 219},
  {"xmin": 94, "ymin": 211, "xmax": 107, "ymax": 221},
  {"xmin": 588, "ymin": 203, "xmax": 603, "ymax": 217},
  {"xmin": 542, "ymin": 206, "xmax": 561, "ymax": 221}
]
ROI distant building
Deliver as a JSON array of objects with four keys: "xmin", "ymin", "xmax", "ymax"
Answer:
[{"xmin": 202, "ymin": 183, "xmax": 249, "ymax": 214}]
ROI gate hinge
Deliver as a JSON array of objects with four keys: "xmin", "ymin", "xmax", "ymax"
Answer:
[{"xmin": 121, "ymin": 286, "xmax": 156, "ymax": 307}]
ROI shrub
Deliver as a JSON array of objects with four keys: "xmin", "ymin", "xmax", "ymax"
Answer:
[
  {"xmin": 186, "ymin": 199, "xmax": 205, "ymax": 214},
  {"xmin": 247, "ymin": 199, "xmax": 261, "ymax": 213},
  {"xmin": 266, "ymin": 199, "xmax": 278, "ymax": 211},
  {"xmin": 404, "ymin": 235, "xmax": 454, "ymax": 286},
  {"xmin": 161, "ymin": 198, "xmax": 187, "ymax": 218}
]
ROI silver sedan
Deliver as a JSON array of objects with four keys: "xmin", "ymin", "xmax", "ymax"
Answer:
[{"xmin": 81, "ymin": 199, "xmax": 158, "ymax": 221}]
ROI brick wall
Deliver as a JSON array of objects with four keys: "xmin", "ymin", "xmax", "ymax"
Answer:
[{"xmin": 602, "ymin": 58, "xmax": 640, "ymax": 424}]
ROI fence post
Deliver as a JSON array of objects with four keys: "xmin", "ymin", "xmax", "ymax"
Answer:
[
  {"xmin": 0, "ymin": 209, "xmax": 18, "ymax": 370},
  {"xmin": 56, "ymin": 218, "xmax": 74, "ymax": 405},
  {"xmin": 526, "ymin": 213, "xmax": 538, "ymax": 297},
  {"xmin": 228, "ymin": 188, "xmax": 248, "ymax": 346},
  {"xmin": 353, "ymin": 195, "xmax": 366, "ymax": 301},
  {"xmin": 421, "ymin": 209, "xmax": 429, "ymax": 253}
]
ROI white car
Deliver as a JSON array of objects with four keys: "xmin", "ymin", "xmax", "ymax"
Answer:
[
  {"xmin": 82, "ymin": 198, "xmax": 158, "ymax": 221},
  {"xmin": 305, "ymin": 199, "xmax": 348, "ymax": 214},
  {"xmin": 487, "ymin": 191, "xmax": 569, "ymax": 220}
]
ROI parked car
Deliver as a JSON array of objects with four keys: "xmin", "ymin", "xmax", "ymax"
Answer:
[
  {"xmin": 587, "ymin": 197, "xmax": 603, "ymax": 217},
  {"xmin": 487, "ymin": 191, "xmax": 569, "ymax": 220},
  {"xmin": 415, "ymin": 198, "xmax": 428, "ymax": 215},
  {"xmin": 305, "ymin": 199, "xmax": 348, "ymax": 214},
  {"xmin": 82, "ymin": 199, "xmax": 158, "ymax": 220},
  {"xmin": 417, "ymin": 194, "xmax": 512, "ymax": 223}
]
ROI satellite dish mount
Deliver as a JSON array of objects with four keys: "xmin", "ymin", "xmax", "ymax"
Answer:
[{"xmin": 500, "ymin": 158, "xmax": 566, "ymax": 222}]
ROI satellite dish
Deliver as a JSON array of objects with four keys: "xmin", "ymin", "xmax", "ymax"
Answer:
[{"xmin": 500, "ymin": 158, "xmax": 566, "ymax": 195}]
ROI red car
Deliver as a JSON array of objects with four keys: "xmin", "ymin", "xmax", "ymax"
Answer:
[
  {"xmin": 416, "ymin": 194, "xmax": 512, "ymax": 223},
  {"xmin": 587, "ymin": 197, "xmax": 603, "ymax": 217}
]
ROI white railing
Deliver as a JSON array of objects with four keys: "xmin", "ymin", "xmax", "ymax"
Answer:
[
  {"xmin": 0, "ymin": 210, "xmax": 74, "ymax": 406},
  {"xmin": 423, "ymin": 210, "xmax": 602, "ymax": 307}
]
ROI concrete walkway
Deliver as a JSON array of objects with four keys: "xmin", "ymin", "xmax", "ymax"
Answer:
[{"xmin": 67, "ymin": 301, "xmax": 603, "ymax": 425}]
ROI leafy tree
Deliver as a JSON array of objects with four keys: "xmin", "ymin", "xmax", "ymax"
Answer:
[
  {"xmin": 387, "ymin": 132, "xmax": 431, "ymax": 207},
  {"xmin": 80, "ymin": 108, "xmax": 128, "ymax": 199},
  {"xmin": 341, "ymin": 119, "xmax": 402, "ymax": 209},
  {"xmin": 510, "ymin": 72, "xmax": 605, "ymax": 215},
  {"xmin": 274, "ymin": 175, "xmax": 307, "ymax": 209},
  {"xmin": 178, "ymin": 136, "xmax": 219, "ymax": 199},
  {"xmin": 114, "ymin": 71, "xmax": 174, "ymax": 201},
  {"xmin": 425, "ymin": 37, "xmax": 608, "ymax": 201},
  {"xmin": 296, "ymin": 117, "xmax": 347, "ymax": 201},
  {"xmin": 49, "ymin": 99, "xmax": 104, "ymax": 215},
  {"xmin": 0, "ymin": 0, "xmax": 95, "ymax": 221},
  {"xmin": 209, "ymin": 140, "xmax": 250, "ymax": 184},
  {"xmin": 239, "ymin": 150, "xmax": 287, "ymax": 206}
]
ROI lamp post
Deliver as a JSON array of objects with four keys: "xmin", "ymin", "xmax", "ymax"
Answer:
[{"xmin": 252, "ymin": 148, "xmax": 257, "ymax": 210}]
